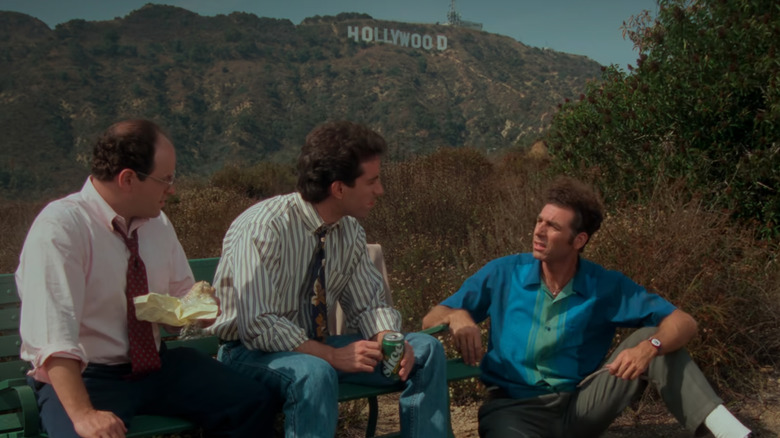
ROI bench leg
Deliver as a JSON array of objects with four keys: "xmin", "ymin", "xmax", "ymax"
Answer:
[
  {"xmin": 446, "ymin": 386, "xmax": 455, "ymax": 438},
  {"xmin": 366, "ymin": 396, "xmax": 378, "ymax": 437}
]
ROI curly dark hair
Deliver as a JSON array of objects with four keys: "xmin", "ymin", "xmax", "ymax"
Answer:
[
  {"xmin": 296, "ymin": 120, "xmax": 386, "ymax": 203},
  {"xmin": 91, "ymin": 119, "xmax": 168, "ymax": 182},
  {"xmin": 545, "ymin": 177, "xmax": 604, "ymax": 250}
]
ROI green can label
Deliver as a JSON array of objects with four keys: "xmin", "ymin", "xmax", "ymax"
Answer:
[{"xmin": 381, "ymin": 332, "xmax": 405, "ymax": 379}]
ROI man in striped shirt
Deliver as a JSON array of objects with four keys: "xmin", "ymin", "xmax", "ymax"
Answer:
[
  {"xmin": 210, "ymin": 121, "xmax": 448, "ymax": 437},
  {"xmin": 423, "ymin": 177, "xmax": 751, "ymax": 438}
]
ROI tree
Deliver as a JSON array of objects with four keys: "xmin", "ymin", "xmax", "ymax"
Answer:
[{"xmin": 546, "ymin": 0, "xmax": 780, "ymax": 237}]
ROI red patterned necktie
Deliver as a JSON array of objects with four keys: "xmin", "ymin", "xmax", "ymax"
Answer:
[{"xmin": 113, "ymin": 219, "xmax": 161, "ymax": 376}]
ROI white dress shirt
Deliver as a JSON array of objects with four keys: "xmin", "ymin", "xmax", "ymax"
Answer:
[
  {"xmin": 16, "ymin": 178, "xmax": 194, "ymax": 383},
  {"xmin": 209, "ymin": 192, "xmax": 400, "ymax": 351}
]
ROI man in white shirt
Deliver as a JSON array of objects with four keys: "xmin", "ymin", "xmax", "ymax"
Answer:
[
  {"xmin": 210, "ymin": 120, "xmax": 449, "ymax": 437},
  {"xmin": 16, "ymin": 119, "xmax": 275, "ymax": 438}
]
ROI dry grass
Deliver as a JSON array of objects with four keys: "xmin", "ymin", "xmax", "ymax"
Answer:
[
  {"xmin": 0, "ymin": 198, "xmax": 48, "ymax": 273},
  {"xmin": 2, "ymin": 148, "xmax": 778, "ymax": 432}
]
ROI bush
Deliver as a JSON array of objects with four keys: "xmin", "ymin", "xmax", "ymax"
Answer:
[
  {"xmin": 0, "ymin": 199, "xmax": 46, "ymax": 272},
  {"xmin": 546, "ymin": 0, "xmax": 780, "ymax": 238},
  {"xmin": 586, "ymin": 185, "xmax": 780, "ymax": 395},
  {"xmin": 209, "ymin": 162, "xmax": 297, "ymax": 200},
  {"xmin": 164, "ymin": 184, "xmax": 256, "ymax": 258}
]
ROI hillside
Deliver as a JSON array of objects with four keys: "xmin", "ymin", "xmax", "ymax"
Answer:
[{"xmin": 0, "ymin": 5, "xmax": 601, "ymax": 199}]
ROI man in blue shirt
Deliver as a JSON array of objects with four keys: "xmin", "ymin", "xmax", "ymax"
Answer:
[{"xmin": 423, "ymin": 177, "xmax": 751, "ymax": 438}]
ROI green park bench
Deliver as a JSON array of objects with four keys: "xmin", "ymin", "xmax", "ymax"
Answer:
[{"xmin": 0, "ymin": 255, "xmax": 480, "ymax": 438}]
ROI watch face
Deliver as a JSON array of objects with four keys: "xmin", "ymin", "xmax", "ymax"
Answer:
[{"xmin": 650, "ymin": 338, "xmax": 662, "ymax": 348}]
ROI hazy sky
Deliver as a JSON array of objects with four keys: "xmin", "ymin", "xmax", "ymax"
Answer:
[{"xmin": 0, "ymin": 0, "xmax": 657, "ymax": 68}]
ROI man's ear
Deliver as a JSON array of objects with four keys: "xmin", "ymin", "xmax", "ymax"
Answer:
[
  {"xmin": 330, "ymin": 181, "xmax": 344, "ymax": 200},
  {"xmin": 116, "ymin": 169, "xmax": 135, "ymax": 191},
  {"xmin": 573, "ymin": 231, "xmax": 589, "ymax": 251}
]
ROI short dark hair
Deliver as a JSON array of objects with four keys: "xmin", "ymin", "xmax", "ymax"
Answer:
[
  {"xmin": 296, "ymin": 121, "xmax": 386, "ymax": 203},
  {"xmin": 91, "ymin": 119, "xmax": 168, "ymax": 182},
  {"xmin": 545, "ymin": 177, "xmax": 604, "ymax": 249}
]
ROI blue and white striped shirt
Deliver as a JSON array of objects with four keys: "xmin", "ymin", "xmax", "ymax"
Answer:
[{"xmin": 209, "ymin": 192, "xmax": 400, "ymax": 352}]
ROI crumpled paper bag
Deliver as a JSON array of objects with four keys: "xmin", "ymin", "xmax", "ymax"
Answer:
[{"xmin": 134, "ymin": 281, "xmax": 218, "ymax": 326}]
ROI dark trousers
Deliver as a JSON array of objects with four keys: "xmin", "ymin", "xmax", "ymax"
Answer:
[
  {"xmin": 478, "ymin": 327, "xmax": 723, "ymax": 438},
  {"xmin": 30, "ymin": 345, "xmax": 278, "ymax": 438}
]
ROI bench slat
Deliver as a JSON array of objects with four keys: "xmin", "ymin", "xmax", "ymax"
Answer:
[
  {"xmin": 0, "ymin": 412, "xmax": 22, "ymax": 435},
  {"xmin": 0, "ymin": 387, "xmax": 23, "ymax": 413},
  {"xmin": 0, "ymin": 307, "xmax": 20, "ymax": 332},
  {"xmin": 166, "ymin": 336, "xmax": 219, "ymax": 355},
  {"xmin": 189, "ymin": 258, "xmax": 219, "ymax": 283},
  {"xmin": 0, "ymin": 334, "xmax": 22, "ymax": 361},
  {"xmin": 445, "ymin": 358, "xmax": 481, "ymax": 381},
  {"xmin": 0, "ymin": 274, "xmax": 19, "ymax": 306},
  {"xmin": 0, "ymin": 360, "xmax": 31, "ymax": 381}
]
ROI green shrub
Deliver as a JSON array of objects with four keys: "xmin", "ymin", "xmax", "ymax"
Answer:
[{"xmin": 546, "ymin": 0, "xmax": 780, "ymax": 238}]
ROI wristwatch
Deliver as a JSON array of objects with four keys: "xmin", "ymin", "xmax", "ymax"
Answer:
[{"xmin": 647, "ymin": 337, "xmax": 662, "ymax": 353}]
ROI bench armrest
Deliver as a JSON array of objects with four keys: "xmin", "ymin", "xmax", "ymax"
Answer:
[
  {"xmin": 1, "ymin": 377, "xmax": 41, "ymax": 436},
  {"xmin": 420, "ymin": 323, "xmax": 449, "ymax": 336}
]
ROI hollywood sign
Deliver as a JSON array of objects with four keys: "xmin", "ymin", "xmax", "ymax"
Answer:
[{"xmin": 347, "ymin": 26, "xmax": 448, "ymax": 51}]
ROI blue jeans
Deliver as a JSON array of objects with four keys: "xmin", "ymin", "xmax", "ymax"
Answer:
[{"xmin": 218, "ymin": 332, "xmax": 449, "ymax": 438}]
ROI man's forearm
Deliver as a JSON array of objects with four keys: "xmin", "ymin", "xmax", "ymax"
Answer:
[
  {"xmin": 422, "ymin": 305, "xmax": 467, "ymax": 329},
  {"xmin": 652, "ymin": 309, "xmax": 698, "ymax": 354},
  {"xmin": 44, "ymin": 357, "xmax": 93, "ymax": 420},
  {"xmin": 294, "ymin": 339, "xmax": 335, "ymax": 363}
]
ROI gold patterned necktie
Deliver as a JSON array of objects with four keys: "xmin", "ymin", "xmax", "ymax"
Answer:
[
  {"xmin": 309, "ymin": 227, "xmax": 328, "ymax": 341},
  {"xmin": 113, "ymin": 219, "xmax": 161, "ymax": 376}
]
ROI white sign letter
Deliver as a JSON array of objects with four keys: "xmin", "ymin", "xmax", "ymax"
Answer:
[
  {"xmin": 399, "ymin": 31, "xmax": 410, "ymax": 47},
  {"xmin": 362, "ymin": 26, "xmax": 373, "ymax": 42},
  {"xmin": 347, "ymin": 26, "xmax": 359, "ymax": 42},
  {"xmin": 391, "ymin": 29, "xmax": 402, "ymax": 45},
  {"xmin": 437, "ymin": 35, "xmax": 448, "ymax": 50},
  {"xmin": 411, "ymin": 33, "xmax": 421, "ymax": 48},
  {"xmin": 422, "ymin": 35, "xmax": 433, "ymax": 50}
]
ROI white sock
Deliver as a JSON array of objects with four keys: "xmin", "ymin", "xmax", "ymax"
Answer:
[{"xmin": 704, "ymin": 404, "xmax": 752, "ymax": 438}]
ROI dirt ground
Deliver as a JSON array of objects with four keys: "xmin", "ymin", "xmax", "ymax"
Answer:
[{"xmin": 362, "ymin": 372, "xmax": 780, "ymax": 437}]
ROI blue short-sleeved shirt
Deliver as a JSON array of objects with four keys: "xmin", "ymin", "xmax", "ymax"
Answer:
[{"xmin": 441, "ymin": 253, "xmax": 676, "ymax": 399}]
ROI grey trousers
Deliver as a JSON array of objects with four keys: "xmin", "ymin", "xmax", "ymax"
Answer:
[{"xmin": 478, "ymin": 327, "xmax": 723, "ymax": 438}]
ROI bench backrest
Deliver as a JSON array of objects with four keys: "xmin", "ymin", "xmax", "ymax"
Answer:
[{"xmin": 0, "ymin": 273, "xmax": 25, "ymax": 384}]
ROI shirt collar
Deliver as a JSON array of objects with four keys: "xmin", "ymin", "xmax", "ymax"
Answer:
[
  {"xmin": 293, "ymin": 192, "xmax": 340, "ymax": 236},
  {"xmin": 81, "ymin": 177, "xmax": 149, "ymax": 235},
  {"xmin": 522, "ymin": 255, "xmax": 588, "ymax": 297}
]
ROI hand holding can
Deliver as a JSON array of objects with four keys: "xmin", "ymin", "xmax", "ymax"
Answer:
[{"xmin": 381, "ymin": 332, "xmax": 405, "ymax": 379}]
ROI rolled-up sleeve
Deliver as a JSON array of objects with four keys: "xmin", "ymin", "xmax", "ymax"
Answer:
[{"xmin": 17, "ymin": 211, "xmax": 89, "ymax": 383}]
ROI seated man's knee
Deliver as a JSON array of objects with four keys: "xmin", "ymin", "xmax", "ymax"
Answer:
[
  {"xmin": 289, "ymin": 356, "xmax": 338, "ymax": 392},
  {"xmin": 407, "ymin": 332, "xmax": 445, "ymax": 357}
]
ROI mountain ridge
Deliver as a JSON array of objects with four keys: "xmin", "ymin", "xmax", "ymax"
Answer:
[{"xmin": 0, "ymin": 4, "xmax": 602, "ymax": 199}]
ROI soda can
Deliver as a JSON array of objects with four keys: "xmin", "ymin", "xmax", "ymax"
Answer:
[{"xmin": 381, "ymin": 331, "xmax": 405, "ymax": 379}]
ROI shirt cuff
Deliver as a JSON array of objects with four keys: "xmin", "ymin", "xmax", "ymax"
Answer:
[
  {"xmin": 357, "ymin": 308, "xmax": 401, "ymax": 338},
  {"xmin": 28, "ymin": 348, "xmax": 87, "ymax": 384}
]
